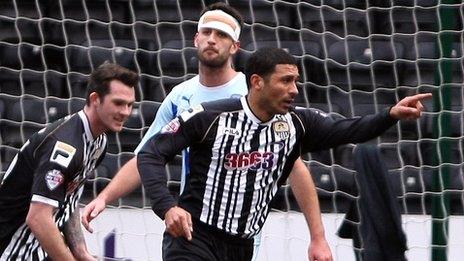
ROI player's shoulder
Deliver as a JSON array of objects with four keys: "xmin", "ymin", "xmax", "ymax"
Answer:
[
  {"xmin": 229, "ymin": 71, "xmax": 246, "ymax": 86},
  {"xmin": 51, "ymin": 113, "xmax": 84, "ymax": 138},
  {"xmin": 201, "ymin": 97, "xmax": 242, "ymax": 112},
  {"xmin": 170, "ymin": 75, "xmax": 199, "ymax": 94},
  {"xmin": 235, "ymin": 72, "xmax": 246, "ymax": 84},
  {"xmin": 228, "ymin": 72, "xmax": 248, "ymax": 96},
  {"xmin": 292, "ymin": 106, "xmax": 330, "ymax": 118},
  {"xmin": 27, "ymin": 113, "xmax": 83, "ymax": 168},
  {"xmin": 177, "ymin": 98, "xmax": 241, "ymax": 123},
  {"xmin": 33, "ymin": 113, "xmax": 78, "ymax": 139},
  {"xmin": 162, "ymin": 75, "xmax": 199, "ymax": 104},
  {"xmin": 290, "ymin": 106, "xmax": 334, "ymax": 129},
  {"xmin": 31, "ymin": 112, "xmax": 85, "ymax": 152}
]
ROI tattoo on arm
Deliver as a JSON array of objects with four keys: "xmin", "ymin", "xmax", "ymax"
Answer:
[{"xmin": 63, "ymin": 209, "xmax": 86, "ymax": 253}]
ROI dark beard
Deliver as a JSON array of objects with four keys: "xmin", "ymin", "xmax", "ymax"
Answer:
[{"xmin": 197, "ymin": 51, "xmax": 228, "ymax": 68}]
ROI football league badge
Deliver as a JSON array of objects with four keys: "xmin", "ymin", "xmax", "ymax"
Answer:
[
  {"xmin": 45, "ymin": 169, "xmax": 64, "ymax": 191},
  {"xmin": 161, "ymin": 118, "xmax": 181, "ymax": 134}
]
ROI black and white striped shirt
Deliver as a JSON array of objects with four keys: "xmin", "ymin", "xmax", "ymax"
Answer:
[
  {"xmin": 0, "ymin": 111, "xmax": 107, "ymax": 260},
  {"xmin": 138, "ymin": 96, "xmax": 396, "ymax": 238}
]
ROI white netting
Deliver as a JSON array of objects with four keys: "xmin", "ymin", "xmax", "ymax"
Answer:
[{"xmin": 1, "ymin": 0, "xmax": 464, "ymax": 260}]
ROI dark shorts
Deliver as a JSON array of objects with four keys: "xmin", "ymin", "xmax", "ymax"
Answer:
[{"xmin": 162, "ymin": 219, "xmax": 254, "ymax": 261}]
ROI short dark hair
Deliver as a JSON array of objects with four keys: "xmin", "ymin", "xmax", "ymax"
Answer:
[
  {"xmin": 85, "ymin": 62, "xmax": 139, "ymax": 105},
  {"xmin": 200, "ymin": 2, "xmax": 244, "ymax": 29},
  {"xmin": 245, "ymin": 47, "xmax": 297, "ymax": 89}
]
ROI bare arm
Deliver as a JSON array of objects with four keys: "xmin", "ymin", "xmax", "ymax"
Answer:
[
  {"xmin": 64, "ymin": 209, "xmax": 95, "ymax": 261},
  {"xmin": 82, "ymin": 156, "xmax": 141, "ymax": 232},
  {"xmin": 289, "ymin": 158, "xmax": 332, "ymax": 261},
  {"xmin": 26, "ymin": 202, "xmax": 76, "ymax": 261}
]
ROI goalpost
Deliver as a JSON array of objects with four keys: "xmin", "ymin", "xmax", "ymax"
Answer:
[{"xmin": 1, "ymin": 0, "xmax": 463, "ymax": 260}]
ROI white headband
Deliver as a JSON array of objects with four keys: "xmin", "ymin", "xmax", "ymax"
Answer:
[{"xmin": 197, "ymin": 10, "xmax": 241, "ymax": 42}]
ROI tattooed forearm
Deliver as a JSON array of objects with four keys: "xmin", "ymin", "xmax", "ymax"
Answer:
[{"xmin": 63, "ymin": 209, "xmax": 86, "ymax": 253}]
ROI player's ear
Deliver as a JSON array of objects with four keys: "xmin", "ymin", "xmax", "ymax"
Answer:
[
  {"xmin": 230, "ymin": 40, "xmax": 240, "ymax": 55},
  {"xmin": 89, "ymin": 92, "xmax": 101, "ymax": 106},
  {"xmin": 250, "ymin": 74, "xmax": 263, "ymax": 90},
  {"xmin": 194, "ymin": 33, "xmax": 199, "ymax": 48}
]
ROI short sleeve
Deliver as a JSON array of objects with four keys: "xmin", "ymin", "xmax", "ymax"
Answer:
[{"xmin": 31, "ymin": 137, "xmax": 78, "ymax": 208}]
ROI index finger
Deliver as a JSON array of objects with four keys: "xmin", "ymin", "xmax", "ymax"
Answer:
[
  {"xmin": 410, "ymin": 93, "xmax": 433, "ymax": 101},
  {"xmin": 182, "ymin": 216, "xmax": 193, "ymax": 241},
  {"xmin": 81, "ymin": 210, "xmax": 93, "ymax": 233}
]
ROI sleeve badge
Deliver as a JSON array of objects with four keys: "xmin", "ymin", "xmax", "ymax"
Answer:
[
  {"xmin": 161, "ymin": 118, "xmax": 181, "ymax": 134},
  {"xmin": 45, "ymin": 169, "xmax": 64, "ymax": 191}
]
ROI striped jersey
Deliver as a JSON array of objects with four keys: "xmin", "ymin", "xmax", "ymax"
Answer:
[
  {"xmin": 0, "ymin": 111, "xmax": 107, "ymax": 260},
  {"xmin": 138, "ymin": 96, "xmax": 397, "ymax": 238}
]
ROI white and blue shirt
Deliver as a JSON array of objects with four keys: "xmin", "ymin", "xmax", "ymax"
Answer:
[{"xmin": 135, "ymin": 72, "xmax": 247, "ymax": 192}]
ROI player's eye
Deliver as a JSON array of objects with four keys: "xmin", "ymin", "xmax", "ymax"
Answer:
[
  {"xmin": 201, "ymin": 28, "xmax": 212, "ymax": 35},
  {"xmin": 217, "ymin": 31, "xmax": 228, "ymax": 38}
]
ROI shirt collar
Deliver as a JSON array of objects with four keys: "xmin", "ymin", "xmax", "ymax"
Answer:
[
  {"xmin": 78, "ymin": 110, "xmax": 94, "ymax": 141},
  {"xmin": 240, "ymin": 96, "xmax": 276, "ymax": 126}
]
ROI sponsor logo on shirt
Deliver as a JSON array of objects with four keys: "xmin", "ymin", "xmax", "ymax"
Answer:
[
  {"xmin": 50, "ymin": 141, "xmax": 76, "ymax": 168},
  {"xmin": 223, "ymin": 127, "xmax": 240, "ymax": 136},
  {"xmin": 45, "ymin": 169, "xmax": 64, "ymax": 191},
  {"xmin": 161, "ymin": 118, "xmax": 181, "ymax": 134},
  {"xmin": 224, "ymin": 151, "xmax": 276, "ymax": 171},
  {"xmin": 180, "ymin": 95, "xmax": 192, "ymax": 106}
]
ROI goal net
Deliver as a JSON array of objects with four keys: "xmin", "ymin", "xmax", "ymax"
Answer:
[{"xmin": 1, "ymin": 0, "xmax": 463, "ymax": 260}]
